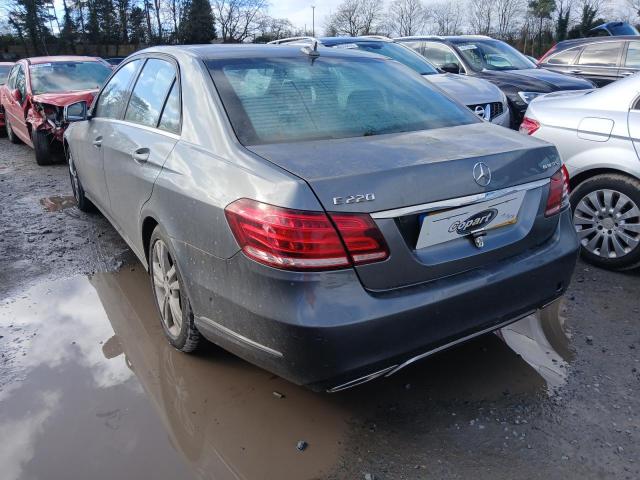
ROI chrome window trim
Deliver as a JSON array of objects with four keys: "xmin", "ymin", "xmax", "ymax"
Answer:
[{"xmin": 370, "ymin": 177, "xmax": 550, "ymax": 219}]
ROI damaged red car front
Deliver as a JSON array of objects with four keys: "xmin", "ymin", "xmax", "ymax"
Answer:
[{"xmin": 0, "ymin": 56, "xmax": 111, "ymax": 165}]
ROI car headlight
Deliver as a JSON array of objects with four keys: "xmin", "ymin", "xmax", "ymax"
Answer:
[{"xmin": 518, "ymin": 91, "xmax": 544, "ymax": 104}]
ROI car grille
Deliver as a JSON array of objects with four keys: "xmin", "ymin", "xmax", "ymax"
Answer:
[{"xmin": 467, "ymin": 102, "xmax": 504, "ymax": 121}]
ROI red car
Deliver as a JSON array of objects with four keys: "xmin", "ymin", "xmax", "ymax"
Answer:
[
  {"xmin": 0, "ymin": 61, "xmax": 15, "ymax": 129},
  {"xmin": 0, "ymin": 56, "xmax": 111, "ymax": 165}
]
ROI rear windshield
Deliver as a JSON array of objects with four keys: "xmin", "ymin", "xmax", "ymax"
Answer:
[
  {"xmin": 29, "ymin": 61, "xmax": 111, "ymax": 94},
  {"xmin": 207, "ymin": 56, "xmax": 477, "ymax": 145}
]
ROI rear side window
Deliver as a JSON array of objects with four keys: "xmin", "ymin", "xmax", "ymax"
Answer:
[
  {"xmin": 157, "ymin": 80, "xmax": 181, "ymax": 134},
  {"xmin": 625, "ymin": 42, "xmax": 640, "ymax": 68},
  {"xmin": 207, "ymin": 56, "xmax": 478, "ymax": 145},
  {"xmin": 546, "ymin": 48, "xmax": 580, "ymax": 65},
  {"xmin": 577, "ymin": 42, "xmax": 622, "ymax": 67},
  {"xmin": 95, "ymin": 60, "xmax": 141, "ymax": 119},
  {"xmin": 422, "ymin": 42, "xmax": 461, "ymax": 69},
  {"xmin": 125, "ymin": 58, "xmax": 176, "ymax": 128}
]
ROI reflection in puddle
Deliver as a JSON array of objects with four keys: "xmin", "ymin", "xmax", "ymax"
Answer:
[
  {"xmin": 0, "ymin": 267, "xmax": 573, "ymax": 479},
  {"xmin": 39, "ymin": 195, "xmax": 76, "ymax": 212}
]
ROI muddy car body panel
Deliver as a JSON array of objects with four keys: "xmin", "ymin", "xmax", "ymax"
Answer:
[
  {"xmin": 0, "ymin": 56, "xmax": 111, "ymax": 163},
  {"xmin": 65, "ymin": 45, "xmax": 579, "ymax": 390}
]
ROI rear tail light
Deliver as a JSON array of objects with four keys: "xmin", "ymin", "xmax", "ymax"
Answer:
[
  {"xmin": 224, "ymin": 198, "xmax": 389, "ymax": 271},
  {"xmin": 545, "ymin": 165, "xmax": 570, "ymax": 216},
  {"xmin": 519, "ymin": 117, "xmax": 540, "ymax": 135}
]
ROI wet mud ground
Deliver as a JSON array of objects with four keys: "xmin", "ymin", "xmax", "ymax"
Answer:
[{"xmin": 1, "ymin": 138, "xmax": 639, "ymax": 480}]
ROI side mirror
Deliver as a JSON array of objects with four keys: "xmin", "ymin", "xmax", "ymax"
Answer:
[
  {"xmin": 11, "ymin": 89, "xmax": 22, "ymax": 103},
  {"xmin": 64, "ymin": 101, "xmax": 88, "ymax": 123},
  {"xmin": 440, "ymin": 63, "xmax": 460, "ymax": 74}
]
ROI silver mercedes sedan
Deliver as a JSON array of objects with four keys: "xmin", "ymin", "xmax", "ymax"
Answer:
[
  {"xmin": 521, "ymin": 74, "xmax": 640, "ymax": 270},
  {"xmin": 63, "ymin": 45, "xmax": 578, "ymax": 391}
]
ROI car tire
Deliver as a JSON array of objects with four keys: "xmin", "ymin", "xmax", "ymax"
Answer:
[
  {"xmin": 570, "ymin": 173, "xmax": 640, "ymax": 271},
  {"xmin": 32, "ymin": 129, "xmax": 54, "ymax": 166},
  {"xmin": 149, "ymin": 226, "xmax": 202, "ymax": 353},
  {"xmin": 67, "ymin": 147, "xmax": 95, "ymax": 213},
  {"xmin": 5, "ymin": 117, "xmax": 21, "ymax": 144}
]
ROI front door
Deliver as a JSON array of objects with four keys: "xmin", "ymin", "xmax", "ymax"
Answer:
[{"xmin": 103, "ymin": 57, "xmax": 180, "ymax": 249}]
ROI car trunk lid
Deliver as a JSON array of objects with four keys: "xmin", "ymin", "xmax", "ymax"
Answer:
[{"xmin": 247, "ymin": 122, "xmax": 563, "ymax": 290}]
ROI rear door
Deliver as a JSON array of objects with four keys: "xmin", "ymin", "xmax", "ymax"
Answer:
[
  {"xmin": 574, "ymin": 41, "xmax": 623, "ymax": 86},
  {"xmin": 103, "ymin": 56, "xmax": 180, "ymax": 246},
  {"xmin": 618, "ymin": 40, "xmax": 640, "ymax": 80}
]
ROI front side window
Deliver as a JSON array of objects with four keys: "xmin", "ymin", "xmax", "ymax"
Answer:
[
  {"xmin": 452, "ymin": 40, "xmax": 535, "ymax": 71},
  {"xmin": 577, "ymin": 42, "xmax": 622, "ymax": 67},
  {"xmin": 422, "ymin": 42, "xmax": 461, "ymax": 70},
  {"xmin": 29, "ymin": 61, "xmax": 111, "ymax": 94},
  {"xmin": 125, "ymin": 58, "xmax": 176, "ymax": 128},
  {"xmin": 208, "ymin": 56, "xmax": 478, "ymax": 145},
  {"xmin": 6, "ymin": 65, "xmax": 19, "ymax": 89},
  {"xmin": 94, "ymin": 59, "xmax": 141, "ymax": 119},
  {"xmin": 15, "ymin": 66, "xmax": 26, "ymax": 99},
  {"xmin": 625, "ymin": 42, "xmax": 640, "ymax": 69},
  {"xmin": 546, "ymin": 48, "xmax": 581, "ymax": 65}
]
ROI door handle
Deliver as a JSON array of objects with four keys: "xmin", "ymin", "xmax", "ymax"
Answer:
[
  {"xmin": 92, "ymin": 136, "xmax": 103, "ymax": 148},
  {"xmin": 621, "ymin": 71, "xmax": 635, "ymax": 77},
  {"xmin": 132, "ymin": 147, "xmax": 150, "ymax": 164},
  {"xmin": 568, "ymin": 69, "xmax": 582, "ymax": 74}
]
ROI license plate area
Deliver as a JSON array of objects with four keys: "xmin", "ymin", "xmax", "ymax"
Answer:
[{"xmin": 415, "ymin": 190, "xmax": 526, "ymax": 250}]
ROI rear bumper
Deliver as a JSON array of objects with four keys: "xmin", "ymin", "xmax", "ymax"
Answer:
[{"xmin": 178, "ymin": 208, "xmax": 578, "ymax": 391}]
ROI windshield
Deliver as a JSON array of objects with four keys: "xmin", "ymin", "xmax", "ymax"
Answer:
[
  {"xmin": 336, "ymin": 41, "xmax": 438, "ymax": 75},
  {"xmin": 207, "ymin": 56, "xmax": 477, "ymax": 145},
  {"xmin": 29, "ymin": 61, "xmax": 111, "ymax": 94},
  {"xmin": 0, "ymin": 66, "xmax": 11, "ymax": 85},
  {"xmin": 452, "ymin": 39, "xmax": 535, "ymax": 71}
]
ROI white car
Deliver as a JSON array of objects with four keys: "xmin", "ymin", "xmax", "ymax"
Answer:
[{"xmin": 521, "ymin": 75, "xmax": 640, "ymax": 270}]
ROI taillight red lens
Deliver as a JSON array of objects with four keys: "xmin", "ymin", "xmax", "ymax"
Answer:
[
  {"xmin": 545, "ymin": 165, "xmax": 570, "ymax": 217},
  {"xmin": 519, "ymin": 117, "xmax": 540, "ymax": 135},
  {"xmin": 224, "ymin": 198, "xmax": 389, "ymax": 271}
]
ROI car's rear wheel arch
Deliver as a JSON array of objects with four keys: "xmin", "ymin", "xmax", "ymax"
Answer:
[
  {"xmin": 142, "ymin": 216, "xmax": 159, "ymax": 268},
  {"xmin": 569, "ymin": 167, "xmax": 635, "ymax": 192}
]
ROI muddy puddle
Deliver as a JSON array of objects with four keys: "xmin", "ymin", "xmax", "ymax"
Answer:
[
  {"xmin": 0, "ymin": 267, "xmax": 573, "ymax": 480},
  {"xmin": 39, "ymin": 195, "xmax": 77, "ymax": 212}
]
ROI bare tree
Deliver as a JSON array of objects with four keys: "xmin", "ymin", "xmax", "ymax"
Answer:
[
  {"xmin": 388, "ymin": 0, "xmax": 427, "ymax": 36},
  {"xmin": 469, "ymin": 0, "xmax": 496, "ymax": 35},
  {"xmin": 324, "ymin": 0, "xmax": 385, "ymax": 36},
  {"xmin": 430, "ymin": 0, "xmax": 463, "ymax": 35},
  {"xmin": 495, "ymin": 0, "xmax": 525, "ymax": 38},
  {"xmin": 213, "ymin": 0, "xmax": 268, "ymax": 43}
]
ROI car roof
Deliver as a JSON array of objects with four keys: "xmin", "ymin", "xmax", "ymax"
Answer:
[
  {"xmin": 555, "ymin": 36, "xmax": 639, "ymax": 49},
  {"xmin": 139, "ymin": 44, "xmax": 385, "ymax": 61},
  {"xmin": 26, "ymin": 55, "xmax": 104, "ymax": 64},
  {"xmin": 396, "ymin": 35, "xmax": 493, "ymax": 43},
  {"xmin": 319, "ymin": 36, "xmax": 393, "ymax": 46}
]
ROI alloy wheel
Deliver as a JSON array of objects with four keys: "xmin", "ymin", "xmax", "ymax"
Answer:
[
  {"xmin": 151, "ymin": 239, "xmax": 183, "ymax": 338},
  {"xmin": 573, "ymin": 189, "xmax": 640, "ymax": 259}
]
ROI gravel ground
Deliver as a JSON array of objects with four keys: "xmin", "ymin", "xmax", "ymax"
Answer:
[
  {"xmin": 1, "ymin": 137, "xmax": 639, "ymax": 479},
  {"xmin": 0, "ymin": 137, "xmax": 133, "ymax": 299}
]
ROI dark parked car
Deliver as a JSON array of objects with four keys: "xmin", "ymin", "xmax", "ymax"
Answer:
[
  {"xmin": 396, "ymin": 35, "xmax": 595, "ymax": 128},
  {"xmin": 63, "ymin": 44, "xmax": 578, "ymax": 392},
  {"xmin": 538, "ymin": 36, "xmax": 640, "ymax": 86},
  {"xmin": 588, "ymin": 21, "xmax": 639, "ymax": 37}
]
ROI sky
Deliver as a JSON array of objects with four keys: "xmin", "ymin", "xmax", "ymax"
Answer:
[{"xmin": 269, "ymin": 0, "xmax": 344, "ymax": 33}]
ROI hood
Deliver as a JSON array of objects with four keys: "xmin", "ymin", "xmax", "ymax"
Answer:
[
  {"xmin": 424, "ymin": 73, "xmax": 504, "ymax": 106},
  {"xmin": 478, "ymin": 68, "xmax": 594, "ymax": 92},
  {"xmin": 246, "ymin": 122, "xmax": 559, "ymax": 214},
  {"xmin": 30, "ymin": 90, "xmax": 98, "ymax": 107}
]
